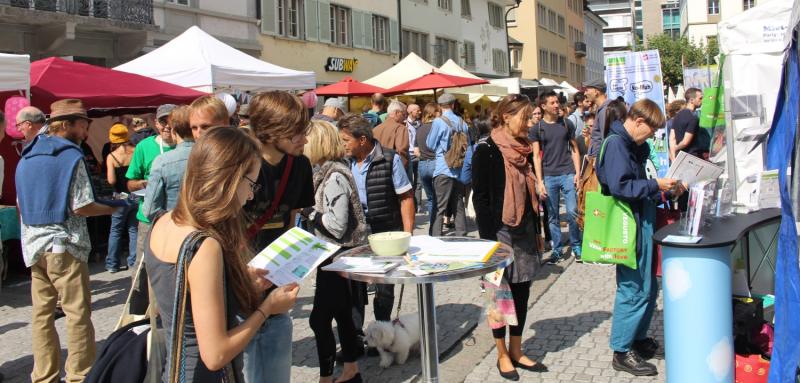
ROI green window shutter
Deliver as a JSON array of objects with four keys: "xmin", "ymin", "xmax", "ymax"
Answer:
[
  {"xmin": 389, "ymin": 18, "xmax": 399, "ymax": 53},
  {"xmin": 318, "ymin": 0, "xmax": 331, "ymax": 42},
  {"xmin": 261, "ymin": 0, "xmax": 277, "ymax": 35},
  {"xmin": 305, "ymin": 0, "xmax": 319, "ymax": 41},
  {"xmin": 352, "ymin": 10, "xmax": 364, "ymax": 48},
  {"xmin": 364, "ymin": 14, "xmax": 374, "ymax": 50}
]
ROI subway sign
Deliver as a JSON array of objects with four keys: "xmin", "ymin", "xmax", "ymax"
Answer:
[{"xmin": 325, "ymin": 57, "xmax": 358, "ymax": 72}]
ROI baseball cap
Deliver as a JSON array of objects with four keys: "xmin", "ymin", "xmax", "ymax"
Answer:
[
  {"xmin": 437, "ymin": 93, "xmax": 456, "ymax": 105},
  {"xmin": 582, "ymin": 79, "xmax": 607, "ymax": 93},
  {"xmin": 156, "ymin": 104, "xmax": 177, "ymax": 119}
]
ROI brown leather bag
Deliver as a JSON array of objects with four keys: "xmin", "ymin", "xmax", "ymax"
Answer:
[{"xmin": 576, "ymin": 155, "xmax": 599, "ymax": 230}]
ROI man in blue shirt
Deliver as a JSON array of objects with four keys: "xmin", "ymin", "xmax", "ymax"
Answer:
[
  {"xmin": 339, "ymin": 114, "xmax": 415, "ymax": 342},
  {"xmin": 426, "ymin": 93, "xmax": 469, "ymax": 237}
]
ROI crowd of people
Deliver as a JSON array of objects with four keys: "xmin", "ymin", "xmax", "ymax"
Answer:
[{"xmin": 11, "ymin": 80, "xmax": 703, "ymax": 382}]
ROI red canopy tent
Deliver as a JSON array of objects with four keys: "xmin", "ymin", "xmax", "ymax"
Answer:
[
  {"xmin": 384, "ymin": 71, "xmax": 489, "ymax": 97},
  {"xmin": 30, "ymin": 57, "xmax": 205, "ymax": 114},
  {"xmin": 315, "ymin": 76, "xmax": 387, "ymax": 96}
]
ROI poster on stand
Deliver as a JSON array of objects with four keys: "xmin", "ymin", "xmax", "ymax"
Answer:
[{"xmin": 604, "ymin": 50, "xmax": 666, "ymax": 113}]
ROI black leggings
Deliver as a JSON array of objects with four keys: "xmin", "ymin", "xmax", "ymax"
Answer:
[
  {"xmin": 492, "ymin": 281, "xmax": 532, "ymax": 339},
  {"xmin": 310, "ymin": 267, "xmax": 361, "ymax": 376}
]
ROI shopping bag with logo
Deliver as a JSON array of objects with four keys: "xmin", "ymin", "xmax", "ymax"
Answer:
[
  {"xmin": 734, "ymin": 353, "xmax": 770, "ymax": 383},
  {"xmin": 580, "ymin": 136, "xmax": 637, "ymax": 269}
]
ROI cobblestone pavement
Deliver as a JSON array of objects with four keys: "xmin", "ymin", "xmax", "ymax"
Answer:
[
  {"xmin": 464, "ymin": 261, "xmax": 666, "ymax": 383},
  {"xmin": 0, "ymin": 208, "xmax": 578, "ymax": 383}
]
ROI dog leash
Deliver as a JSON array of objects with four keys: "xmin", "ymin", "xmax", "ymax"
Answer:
[{"xmin": 395, "ymin": 284, "xmax": 404, "ymax": 320}]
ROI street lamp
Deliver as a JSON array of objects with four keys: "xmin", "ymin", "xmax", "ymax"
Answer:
[{"xmin": 505, "ymin": 0, "xmax": 522, "ymax": 77}]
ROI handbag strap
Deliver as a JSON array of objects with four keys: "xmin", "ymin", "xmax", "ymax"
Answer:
[
  {"xmin": 169, "ymin": 230, "xmax": 210, "ymax": 383},
  {"xmin": 247, "ymin": 155, "xmax": 294, "ymax": 239}
]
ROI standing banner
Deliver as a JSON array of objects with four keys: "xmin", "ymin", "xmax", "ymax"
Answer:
[
  {"xmin": 683, "ymin": 65, "xmax": 719, "ymax": 90},
  {"xmin": 604, "ymin": 50, "xmax": 666, "ymax": 112}
]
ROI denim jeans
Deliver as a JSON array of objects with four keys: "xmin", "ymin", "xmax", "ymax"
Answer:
[
  {"xmin": 243, "ymin": 313, "xmax": 293, "ymax": 383},
  {"xmin": 105, "ymin": 200, "xmax": 138, "ymax": 270},
  {"xmin": 418, "ymin": 160, "xmax": 437, "ymax": 232},
  {"xmin": 543, "ymin": 174, "xmax": 581, "ymax": 256}
]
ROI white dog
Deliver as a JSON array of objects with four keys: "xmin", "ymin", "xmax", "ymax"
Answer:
[{"xmin": 364, "ymin": 313, "xmax": 421, "ymax": 368}]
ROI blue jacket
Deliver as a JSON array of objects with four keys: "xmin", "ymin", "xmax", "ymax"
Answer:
[
  {"xmin": 596, "ymin": 120, "xmax": 660, "ymax": 257},
  {"xmin": 16, "ymin": 134, "xmax": 85, "ymax": 225}
]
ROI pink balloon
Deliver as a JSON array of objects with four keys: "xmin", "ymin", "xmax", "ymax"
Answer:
[
  {"xmin": 300, "ymin": 91, "xmax": 317, "ymax": 109},
  {"xmin": 5, "ymin": 96, "xmax": 29, "ymax": 140}
]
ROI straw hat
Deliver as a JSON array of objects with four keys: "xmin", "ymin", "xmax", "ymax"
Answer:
[
  {"xmin": 109, "ymin": 123, "xmax": 129, "ymax": 144},
  {"xmin": 48, "ymin": 99, "xmax": 89, "ymax": 122}
]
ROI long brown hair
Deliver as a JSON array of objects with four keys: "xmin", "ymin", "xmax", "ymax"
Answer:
[
  {"xmin": 421, "ymin": 102, "xmax": 440, "ymax": 124},
  {"xmin": 172, "ymin": 126, "xmax": 261, "ymax": 314},
  {"xmin": 248, "ymin": 91, "xmax": 309, "ymax": 144},
  {"xmin": 491, "ymin": 94, "xmax": 533, "ymax": 129}
]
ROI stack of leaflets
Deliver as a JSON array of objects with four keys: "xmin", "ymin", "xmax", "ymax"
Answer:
[
  {"xmin": 321, "ymin": 257, "xmax": 401, "ymax": 274},
  {"xmin": 247, "ymin": 227, "xmax": 340, "ymax": 286},
  {"xmin": 399, "ymin": 235, "xmax": 501, "ymax": 276}
]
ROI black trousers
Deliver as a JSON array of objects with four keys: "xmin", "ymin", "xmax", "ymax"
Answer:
[
  {"xmin": 492, "ymin": 281, "xmax": 532, "ymax": 339},
  {"xmin": 351, "ymin": 283, "xmax": 394, "ymax": 333},
  {"xmin": 310, "ymin": 266, "xmax": 361, "ymax": 376}
]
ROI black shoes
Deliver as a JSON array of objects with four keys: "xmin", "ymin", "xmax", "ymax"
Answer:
[
  {"xmin": 496, "ymin": 361, "xmax": 519, "ymax": 381},
  {"xmin": 337, "ymin": 373, "xmax": 362, "ymax": 383},
  {"xmin": 612, "ymin": 350, "xmax": 658, "ymax": 376},
  {"xmin": 633, "ymin": 337, "xmax": 664, "ymax": 360},
  {"xmin": 511, "ymin": 359, "xmax": 549, "ymax": 372}
]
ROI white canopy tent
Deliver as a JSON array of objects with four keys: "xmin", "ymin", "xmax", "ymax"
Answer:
[
  {"xmin": 438, "ymin": 60, "xmax": 508, "ymax": 102},
  {"xmin": 363, "ymin": 53, "xmax": 436, "ymax": 89},
  {"xmin": 0, "ymin": 53, "xmax": 30, "ymax": 93},
  {"xmin": 115, "ymin": 26, "xmax": 315, "ymax": 92},
  {"xmin": 717, "ymin": 0, "xmax": 794, "ymax": 209},
  {"xmin": 559, "ymin": 81, "xmax": 579, "ymax": 99}
]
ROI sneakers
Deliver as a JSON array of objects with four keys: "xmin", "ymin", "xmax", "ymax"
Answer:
[
  {"xmin": 633, "ymin": 337, "xmax": 664, "ymax": 360},
  {"xmin": 546, "ymin": 256, "xmax": 562, "ymax": 265},
  {"xmin": 612, "ymin": 350, "xmax": 658, "ymax": 376},
  {"xmin": 572, "ymin": 248, "xmax": 582, "ymax": 263}
]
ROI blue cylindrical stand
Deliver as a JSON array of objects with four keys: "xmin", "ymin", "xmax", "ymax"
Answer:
[{"xmin": 661, "ymin": 245, "xmax": 734, "ymax": 383}]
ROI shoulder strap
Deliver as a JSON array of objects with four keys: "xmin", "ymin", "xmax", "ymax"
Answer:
[
  {"xmin": 598, "ymin": 134, "xmax": 619, "ymax": 167},
  {"xmin": 169, "ymin": 230, "xmax": 210, "ymax": 383},
  {"xmin": 246, "ymin": 155, "xmax": 295, "ymax": 239}
]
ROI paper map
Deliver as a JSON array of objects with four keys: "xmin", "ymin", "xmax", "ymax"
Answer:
[
  {"xmin": 665, "ymin": 151, "xmax": 724, "ymax": 185},
  {"xmin": 247, "ymin": 227, "xmax": 340, "ymax": 286}
]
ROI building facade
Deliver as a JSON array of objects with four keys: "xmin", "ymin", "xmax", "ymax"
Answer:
[
  {"xmin": 641, "ymin": 0, "xmax": 680, "ymax": 43},
  {"xmin": 586, "ymin": 0, "xmax": 641, "ymax": 53},
  {"xmin": 584, "ymin": 7, "xmax": 606, "ymax": 83},
  {"xmin": 257, "ymin": 0, "xmax": 399, "ymax": 85},
  {"xmin": 0, "ymin": 0, "xmax": 156, "ymax": 67},
  {"xmin": 680, "ymin": 0, "xmax": 759, "ymax": 46},
  {"xmin": 152, "ymin": 0, "xmax": 261, "ymax": 56},
  {"xmin": 508, "ymin": 0, "xmax": 587, "ymax": 84}
]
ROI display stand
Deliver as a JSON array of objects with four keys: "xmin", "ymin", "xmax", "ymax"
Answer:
[{"xmin": 653, "ymin": 208, "xmax": 780, "ymax": 383}]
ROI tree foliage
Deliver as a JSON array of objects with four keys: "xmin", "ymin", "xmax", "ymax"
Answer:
[{"xmin": 641, "ymin": 34, "xmax": 718, "ymax": 88}]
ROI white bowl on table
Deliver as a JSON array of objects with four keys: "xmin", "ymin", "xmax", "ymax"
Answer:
[{"xmin": 368, "ymin": 231, "xmax": 411, "ymax": 257}]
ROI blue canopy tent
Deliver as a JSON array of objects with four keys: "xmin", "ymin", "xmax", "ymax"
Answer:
[{"xmin": 765, "ymin": 6, "xmax": 800, "ymax": 381}]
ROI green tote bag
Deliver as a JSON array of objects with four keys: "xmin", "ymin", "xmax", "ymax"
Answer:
[{"xmin": 581, "ymin": 136, "xmax": 638, "ymax": 269}]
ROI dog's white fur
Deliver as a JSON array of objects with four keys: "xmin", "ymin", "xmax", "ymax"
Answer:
[{"xmin": 364, "ymin": 313, "xmax": 421, "ymax": 368}]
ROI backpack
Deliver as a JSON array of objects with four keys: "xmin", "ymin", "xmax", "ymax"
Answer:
[
  {"xmin": 362, "ymin": 112, "xmax": 380, "ymax": 128},
  {"xmin": 441, "ymin": 115, "xmax": 469, "ymax": 169}
]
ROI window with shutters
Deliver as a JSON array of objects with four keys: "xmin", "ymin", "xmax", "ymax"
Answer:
[
  {"xmin": 492, "ymin": 49, "xmax": 506, "ymax": 73},
  {"xmin": 559, "ymin": 55, "xmax": 566, "ymax": 75},
  {"xmin": 548, "ymin": 10, "xmax": 556, "ymax": 32},
  {"xmin": 461, "ymin": 0, "xmax": 471, "ymax": 18},
  {"xmin": 329, "ymin": 4, "xmax": 350, "ymax": 46},
  {"xmin": 742, "ymin": 0, "xmax": 754, "ymax": 10},
  {"xmin": 438, "ymin": 0, "xmax": 452, "ymax": 12},
  {"xmin": 707, "ymin": 0, "xmax": 719, "ymax": 15},
  {"xmin": 550, "ymin": 52, "xmax": 558, "ymax": 73},
  {"xmin": 488, "ymin": 2, "xmax": 503, "ymax": 28},
  {"xmin": 277, "ymin": 0, "xmax": 304, "ymax": 38},
  {"xmin": 539, "ymin": 49, "xmax": 548, "ymax": 73},
  {"xmin": 402, "ymin": 29, "xmax": 430, "ymax": 61},
  {"xmin": 463, "ymin": 40, "xmax": 476, "ymax": 69},
  {"xmin": 557, "ymin": 15, "xmax": 565, "ymax": 36},
  {"xmin": 434, "ymin": 37, "xmax": 458, "ymax": 66},
  {"xmin": 537, "ymin": 4, "xmax": 547, "ymax": 27},
  {"xmin": 510, "ymin": 47, "xmax": 522, "ymax": 70},
  {"xmin": 372, "ymin": 15, "xmax": 389, "ymax": 52}
]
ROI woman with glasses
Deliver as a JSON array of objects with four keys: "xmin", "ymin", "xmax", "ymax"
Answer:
[
  {"xmin": 241, "ymin": 91, "xmax": 315, "ymax": 383},
  {"xmin": 145, "ymin": 126, "xmax": 299, "ymax": 383},
  {"xmin": 473, "ymin": 94, "xmax": 548, "ymax": 381},
  {"xmin": 301, "ymin": 120, "xmax": 367, "ymax": 383}
]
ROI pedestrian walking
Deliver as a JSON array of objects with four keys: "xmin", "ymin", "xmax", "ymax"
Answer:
[
  {"xmin": 472, "ymin": 94, "xmax": 548, "ymax": 381},
  {"xmin": 415, "ymin": 103, "xmax": 440, "ymax": 229},
  {"xmin": 373, "ymin": 100, "xmax": 410, "ymax": 167},
  {"xmin": 17, "ymin": 99, "xmax": 121, "ymax": 383},
  {"xmin": 145, "ymin": 126, "xmax": 299, "ymax": 383},
  {"xmin": 530, "ymin": 91, "xmax": 582, "ymax": 263},
  {"xmin": 427, "ymin": 93, "xmax": 469, "ymax": 237},
  {"xmin": 302, "ymin": 120, "xmax": 368, "ymax": 383},
  {"xmin": 597, "ymin": 99, "xmax": 685, "ymax": 377}
]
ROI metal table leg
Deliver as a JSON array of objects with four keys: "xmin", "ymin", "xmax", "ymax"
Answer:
[{"xmin": 416, "ymin": 283, "xmax": 439, "ymax": 383}]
